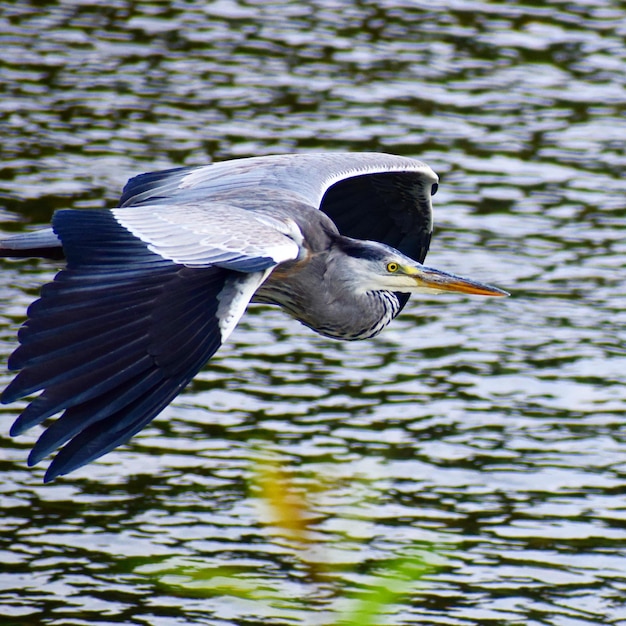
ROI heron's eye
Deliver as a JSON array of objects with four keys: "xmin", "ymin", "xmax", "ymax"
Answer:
[
  {"xmin": 431, "ymin": 183, "xmax": 439, "ymax": 196},
  {"xmin": 387, "ymin": 262, "xmax": 399, "ymax": 273}
]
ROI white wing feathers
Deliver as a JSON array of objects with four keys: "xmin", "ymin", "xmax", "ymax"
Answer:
[
  {"xmin": 175, "ymin": 152, "xmax": 438, "ymax": 210},
  {"xmin": 112, "ymin": 203, "xmax": 304, "ymax": 271},
  {"xmin": 120, "ymin": 153, "xmax": 438, "ymax": 214}
]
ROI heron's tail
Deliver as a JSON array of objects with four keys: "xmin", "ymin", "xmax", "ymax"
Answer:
[{"xmin": 0, "ymin": 229, "xmax": 64, "ymax": 260}]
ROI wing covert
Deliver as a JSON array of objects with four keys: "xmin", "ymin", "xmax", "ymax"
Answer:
[{"xmin": 112, "ymin": 203, "xmax": 303, "ymax": 270}]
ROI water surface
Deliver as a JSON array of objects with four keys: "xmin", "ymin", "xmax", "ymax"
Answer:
[{"xmin": 1, "ymin": 1, "xmax": 625, "ymax": 624}]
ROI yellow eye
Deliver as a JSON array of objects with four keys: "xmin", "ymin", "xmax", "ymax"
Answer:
[{"xmin": 387, "ymin": 262, "xmax": 399, "ymax": 273}]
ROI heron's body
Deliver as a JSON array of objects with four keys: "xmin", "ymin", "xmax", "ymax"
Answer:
[{"xmin": 0, "ymin": 152, "xmax": 506, "ymax": 482}]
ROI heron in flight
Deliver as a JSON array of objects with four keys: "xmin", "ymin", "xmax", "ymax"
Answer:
[{"xmin": 1, "ymin": 152, "xmax": 507, "ymax": 482}]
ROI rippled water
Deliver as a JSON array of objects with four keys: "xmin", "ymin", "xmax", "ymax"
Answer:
[{"xmin": 1, "ymin": 0, "xmax": 625, "ymax": 624}]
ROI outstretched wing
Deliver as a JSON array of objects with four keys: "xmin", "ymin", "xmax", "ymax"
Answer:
[
  {"xmin": 119, "ymin": 152, "xmax": 438, "ymax": 264},
  {"xmin": 3, "ymin": 207, "xmax": 301, "ymax": 481}
]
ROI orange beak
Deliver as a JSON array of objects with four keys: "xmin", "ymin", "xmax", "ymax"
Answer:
[{"xmin": 408, "ymin": 265, "xmax": 509, "ymax": 297}]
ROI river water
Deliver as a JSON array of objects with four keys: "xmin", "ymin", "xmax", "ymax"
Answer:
[{"xmin": 1, "ymin": 1, "xmax": 625, "ymax": 625}]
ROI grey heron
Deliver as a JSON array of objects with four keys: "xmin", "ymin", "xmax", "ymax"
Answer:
[{"xmin": 0, "ymin": 152, "xmax": 507, "ymax": 482}]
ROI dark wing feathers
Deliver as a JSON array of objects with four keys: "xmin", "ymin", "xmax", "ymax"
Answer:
[
  {"xmin": 319, "ymin": 171, "xmax": 433, "ymax": 264},
  {"xmin": 118, "ymin": 165, "xmax": 196, "ymax": 207},
  {"xmin": 39, "ymin": 373, "xmax": 189, "ymax": 480},
  {"xmin": 3, "ymin": 209, "xmax": 245, "ymax": 481}
]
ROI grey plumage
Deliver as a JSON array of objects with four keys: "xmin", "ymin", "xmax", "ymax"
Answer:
[{"xmin": 0, "ymin": 152, "xmax": 507, "ymax": 482}]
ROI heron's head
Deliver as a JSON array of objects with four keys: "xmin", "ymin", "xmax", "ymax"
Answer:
[{"xmin": 337, "ymin": 238, "xmax": 508, "ymax": 297}]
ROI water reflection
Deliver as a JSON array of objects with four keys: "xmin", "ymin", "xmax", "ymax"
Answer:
[{"xmin": 1, "ymin": 0, "xmax": 626, "ymax": 624}]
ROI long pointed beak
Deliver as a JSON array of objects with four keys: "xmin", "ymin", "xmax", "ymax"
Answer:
[{"xmin": 409, "ymin": 265, "xmax": 509, "ymax": 297}]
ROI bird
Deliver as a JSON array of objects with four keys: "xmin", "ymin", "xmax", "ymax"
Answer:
[{"xmin": 0, "ymin": 152, "xmax": 508, "ymax": 482}]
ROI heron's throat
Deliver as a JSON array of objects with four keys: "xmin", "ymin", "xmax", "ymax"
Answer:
[{"xmin": 255, "ymin": 277, "xmax": 402, "ymax": 341}]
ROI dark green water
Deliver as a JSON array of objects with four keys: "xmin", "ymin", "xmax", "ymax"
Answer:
[{"xmin": 1, "ymin": 1, "xmax": 625, "ymax": 624}]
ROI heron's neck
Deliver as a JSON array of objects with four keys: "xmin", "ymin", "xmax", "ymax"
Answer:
[
  {"xmin": 342, "ymin": 289, "xmax": 403, "ymax": 340},
  {"xmin": 256, "ymin": 272, "xmax": 403, "ymax": 341}
]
